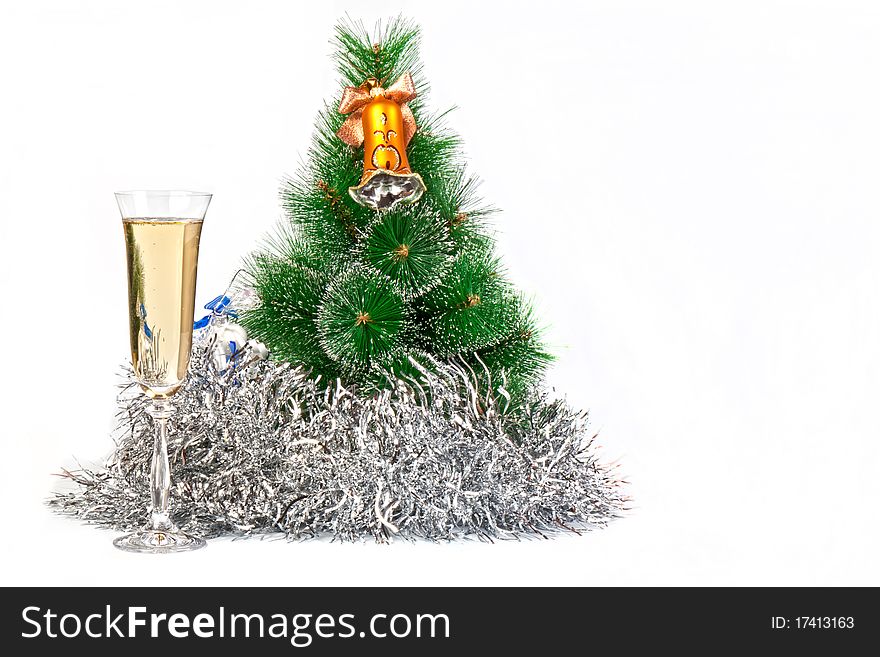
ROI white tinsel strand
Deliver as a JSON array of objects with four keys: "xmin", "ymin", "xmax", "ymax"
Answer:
[{"xmin": 49, "ymin": 342, "xmax": 628, "ymax": 543}]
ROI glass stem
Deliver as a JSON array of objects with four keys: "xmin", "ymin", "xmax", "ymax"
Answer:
[{"xmin": 147, "ymin": 399, "xmax": 174, "ymax": 531}]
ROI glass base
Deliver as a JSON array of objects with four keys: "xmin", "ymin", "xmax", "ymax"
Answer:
[{"xmin": 113, "ymin": 528, "xmax": 206, "ymax": 554}]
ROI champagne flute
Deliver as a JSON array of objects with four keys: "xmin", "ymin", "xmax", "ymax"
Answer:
[{"xmin": 113, "ymin": 190, "xmax": 211, "ymax": 553}]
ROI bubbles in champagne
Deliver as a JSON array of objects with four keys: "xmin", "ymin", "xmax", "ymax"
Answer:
[{"xmin": 123, "ymin": 218, "xmax": 203, "ymax": 398}]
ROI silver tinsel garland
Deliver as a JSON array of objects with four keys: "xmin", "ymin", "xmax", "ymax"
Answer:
[{"xmin": 50, "ymin": 340, "xmax": 627, "ymax": 542}]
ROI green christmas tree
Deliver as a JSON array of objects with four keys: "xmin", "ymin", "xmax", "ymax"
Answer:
[{"xmin": 242, "ymin": 18, "xmax": 552, "ymax": 403}]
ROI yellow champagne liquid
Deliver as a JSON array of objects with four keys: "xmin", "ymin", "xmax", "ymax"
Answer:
[{"xmin": 123, "ymin": 218, "xmax": 203, "ymax": 398}]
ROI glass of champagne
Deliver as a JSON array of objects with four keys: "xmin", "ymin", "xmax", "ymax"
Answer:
[{"xmin": 113, "ymin": 190, "xmax": 211, "ymax": 553}]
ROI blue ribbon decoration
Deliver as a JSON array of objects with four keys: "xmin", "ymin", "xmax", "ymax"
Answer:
[
  {"xmin": 193, "ymin": 294, "xmax": 239, "ymax": 330},
  {"xmin": 139, "ymin": 303, "xmax": 153, "ymax": 340}
]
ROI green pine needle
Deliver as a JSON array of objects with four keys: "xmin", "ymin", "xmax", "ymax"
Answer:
[
  {"xmin": 472, "ymin": 298, "xmax": 555, "ymax": 403},
  {"xmin": 240, "ymin": 254, "xmax": 338, "ymax": 379},
  {"xmin": 317, "ymin": 265, "xmax": 407, "ymax": 371},
  {"xmin": 428, "ymin": 165, "xmax": 496, "ymax": 250},
  {"xmin": 417, "ymin": 247, "xmax": 520, "ymax": 356},
  {"xmin": 333, "ymin": 17, "xmax": 423, "ymax": 91},
  {"xmin": 362, "ymin": 206, "xmax": 454, "ymax": 299}
]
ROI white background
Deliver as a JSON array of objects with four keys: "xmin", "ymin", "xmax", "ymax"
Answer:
[{"xmin": 1, "ymin": 0, "xmax": 878, "ymax": 586}]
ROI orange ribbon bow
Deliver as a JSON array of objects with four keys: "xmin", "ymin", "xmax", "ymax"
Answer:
[{"xmin": 336, "ymin": 72, "xmax": 418, "ymax": 147}]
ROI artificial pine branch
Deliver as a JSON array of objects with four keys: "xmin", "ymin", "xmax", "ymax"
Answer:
[{"xmin": 243, "ymin": 17, "xmax": 551, "ymax": 406}]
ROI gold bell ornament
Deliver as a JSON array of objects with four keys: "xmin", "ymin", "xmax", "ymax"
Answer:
[{"xmin": 337, "ymin": 72, "xmax": 426, "ymax": 211}]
